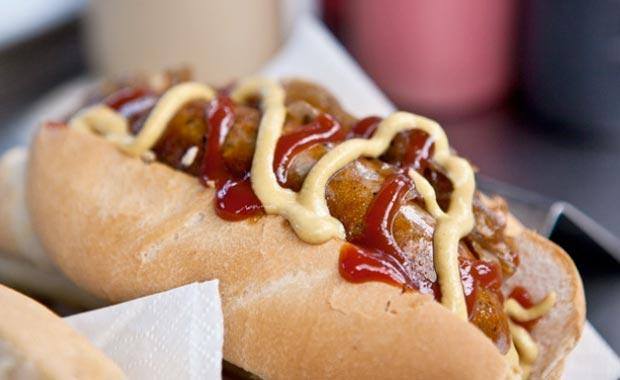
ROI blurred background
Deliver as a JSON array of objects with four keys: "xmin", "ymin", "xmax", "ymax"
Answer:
[{"xmin": 0, "ymin": 0, "xmax": 619, "ymax": 348}]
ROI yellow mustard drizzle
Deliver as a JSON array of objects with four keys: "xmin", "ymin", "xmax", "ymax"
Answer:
[
  {"xmin": 122, "ymin": 83, "xmax": 216, "ymax": 156},
  {"xmin": 510, "ymin": 322, "xmax": 539, "ymax": 366},
  {"xmin": 229, "ymin": 78, "xmax": 347, "ymax": 244},
  {"xmin": 70, "ymin": 105, "xmax": 128, "ymax": 135},
  {"xmin": 506, "ymin": 342, "xmax": 525, "ymax": 379},
  {"xmin": 504, "ymin": 291, "xmax": 556, "ymax": 378},
  {"xmin": 69, "ymin": 82, "xmax": 216, "ymax": 157},
  {"xmin": 506, "ymin": 292, "xmax": 556, "ymax": 323},
  {"xmin": 68, "ymin": 77, "xmax": 555, "ymax": 376}
]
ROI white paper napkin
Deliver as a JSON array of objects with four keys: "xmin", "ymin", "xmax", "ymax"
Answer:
[
  {"xmin": 564, "ymin": 323, "xmax": 620, "ymax": 380},
  {"xmin": 263, "ymin": 16, "xmax": 620, "ymax": 380},
  {"xmin": 65, "ymin": 281, "xmax": 223, "ymax": 380}
]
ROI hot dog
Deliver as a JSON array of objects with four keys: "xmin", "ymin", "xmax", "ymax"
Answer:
[{"xmin": 23, "ymin": 72, "xmax": 584, "ymax": 379}]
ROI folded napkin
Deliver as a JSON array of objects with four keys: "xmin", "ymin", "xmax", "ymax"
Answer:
[{"xmin": 66, "ymin": 281, "xmax": 223, "ymax": 380}]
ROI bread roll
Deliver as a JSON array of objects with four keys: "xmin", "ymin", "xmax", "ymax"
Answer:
[
  {"xmin": 0, "ymin": 284, "xmax": 124, "ymax": 379},
  {"xmin": 27, "ymin": 126, "xmax": 584, "ymax": 379}
]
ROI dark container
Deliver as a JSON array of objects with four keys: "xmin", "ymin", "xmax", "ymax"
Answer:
[{"xmin": 522, "ymin": 1, "xmax": 620, "ymax": 133}]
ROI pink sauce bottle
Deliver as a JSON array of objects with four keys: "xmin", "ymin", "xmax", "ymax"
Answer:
[{"xmin": 341, "ymin": 0, "xmax": 517, "ymax": 117}]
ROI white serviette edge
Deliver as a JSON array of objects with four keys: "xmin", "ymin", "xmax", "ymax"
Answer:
[{"xmin": 65, "ymin": 281, "xmax": 223, "ymax": 380}]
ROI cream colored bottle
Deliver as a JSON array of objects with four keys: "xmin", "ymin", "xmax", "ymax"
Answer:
[{"xmin": 85, "ymin": 0, "xmax": 281, "ymax": 85}]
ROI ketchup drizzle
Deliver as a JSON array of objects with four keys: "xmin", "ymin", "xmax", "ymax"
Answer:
[
  {"xmin": 201, "ymin": 96, "xmax": 263, "ymax": 220},
  {"xmin": 273, "ymin": 113, "xmax": 344, "ymax": 186},
  {"xmin": 104, "ymin": 86, "xmax": 158, "ymax": 134},
  {"xmin": 104, "ymin": 87, "xmax": 151, "ymax": 110},
  {"xmin": 347, "ymin": 116, "xmax": 382, "ymax": 139},
  {"xmin": 339, "ymin": 173, "xmax": 440, "ymax": 297},
  {"xmin": 45, "ymin": 121, "xmax": 66, "ymax": 129},
  {"xmin": 338, "ymin": 126, "xmax": 441, "ymax": 298},
  {"xmin": 402, "ymin": 130, "xmax": 435, "ymax": 171}
]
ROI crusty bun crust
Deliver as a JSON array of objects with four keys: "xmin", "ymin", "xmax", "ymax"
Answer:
[
  {"xmin": 0, "ymin": 284, "xmax": 124, "ymax": 379},
  {"xmin": 27, "ymin": 126, "xmax": 584, "ymax": 379}
]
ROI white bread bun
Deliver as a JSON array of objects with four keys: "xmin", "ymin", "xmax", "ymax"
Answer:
[
  {"xmin": 0, "ymin": 147, "xmax": 103, "ymax": 308},
  {"xmin": 0, "ymin": 284, "xmax": 124, "ymax": 379},
  {"xmin": 27, "ymin": 126, "xmax": 585, "ymax": 379}
]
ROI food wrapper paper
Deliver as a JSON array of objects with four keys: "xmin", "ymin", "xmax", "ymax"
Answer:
[{"xmin": 65, "ymin": 281, "xmax": 223, "ymax": 379}]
